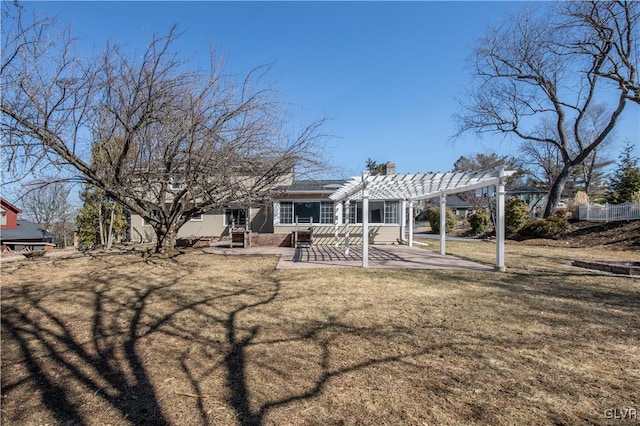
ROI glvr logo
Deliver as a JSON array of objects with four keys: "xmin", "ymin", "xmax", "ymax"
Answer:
[{"xmin": 604, "ymin": 408, "xmax": 637, "ymax": 419}]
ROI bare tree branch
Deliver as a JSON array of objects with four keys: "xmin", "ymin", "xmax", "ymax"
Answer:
[
  {"xmin": 1, "ymin": 4, "xmax": 330, "ymax": 252},
  {"xmin": 455, "ymin": 1, "xmax": 638, "ymax": 216}
]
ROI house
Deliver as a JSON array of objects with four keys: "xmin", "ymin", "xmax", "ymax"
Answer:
[
  {"xmin": 127, "ymin": 162, "xmax": 406, "ymax": 246},
  {"xmin": 127, "ymin": 166, "xmax": 517, "ymax": 270},
  {"xmin": 1, "ymin": 198, "xmax": 55, "ymax": 252}
]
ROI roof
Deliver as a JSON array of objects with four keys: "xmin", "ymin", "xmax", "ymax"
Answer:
[
  {"xmin": 507, "ymin": 186, "xmax": 548, "ymax": 194},
  {"xmin": 446, "ymin": 195, "xmax": 474, "ymax": 208},
  {"xmin": 330, "ymin": 170, "xmax": 516, "ymax": 202},
  {"xmin": 0, "ymin": 220, "xmax": 52, "ymax": 241},
  {"xmin": 283, "ymin": 179, "xmax": 347, "ymax": 193},
  {"xmin": 0, "ymin": 198, "xmax": 22, "ymax": 214}
]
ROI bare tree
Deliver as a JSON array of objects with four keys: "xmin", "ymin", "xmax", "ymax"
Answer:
[
  {"xmin": 18, "ymin": 179, "xmax": 75, "ymax": 246},
  {"xmin": 456, "ymin": 1, "xmax": 638, "ymax": 217},
  {"xmin": 20, "ymin": 180, "xmax": 72, "ymax": 231},
  {"xmin": 1, "ymin": 5, "xmax": 328, "ymax": 252},
  {"xmin": 519, "ymin": 105, "xmax": 616, "ymax": 197}
]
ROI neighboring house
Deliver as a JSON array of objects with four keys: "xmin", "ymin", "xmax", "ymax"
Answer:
[
  {"xmin": 507, "ymin": 186, "xmax": 548, "ymax": 217},
  {"xmin": 446, "ymin": 195, "xmax": 476, "ymax": 219},
  {"xmin": 0, "ymin": 198, "xmax": 55, "ymax": 252}
]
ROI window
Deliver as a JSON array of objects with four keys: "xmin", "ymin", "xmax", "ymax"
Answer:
[
  {"xmin": 279, "ymin": 202, "xmax": 293, "ymax": 224},
  {"xmin": 370, "ymin": 201, "xmax": 384, "ymax": 223},
  {"xmin": 225, "ymin": 209, "xmax": 247, "ymax": 226},
  {"xmin": 294, "ymin": 202, "xmax": 319, "ymax": 223},
  {"xmin": 343, "ymin": 201, "xmax": 363, "ymax": 224},
  {"xmin": 190, "ymin": 213, "xmax": 203, "ymax": 222},
  {"xmin": 384, "ymin": 201, "xmax": 400, "ymax": 224},
  {"xmin": 320, "ymin": 202, "xmax": 334, "ymax": 224},
  {"xmin": 341, "ymin": 200, "xmax": 399, "ymax": 224},
  {"xmin": 277, "ymin": 201, "xmax": 334, "ymax": 224}
]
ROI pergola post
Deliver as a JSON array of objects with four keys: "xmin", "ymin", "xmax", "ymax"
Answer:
[
  {"xmin": 334, "ymin": 202, "xmax": 340, "ymax": 247},
  {"xmin": 439, "ymin": 192, "xmax": 446, "ymax": 255},
  {"xmin": 344, "ymin": 200, "xmax": 350, "ymax": 256},
  {"xmin": 496, "ymin": 168, "xmax": 506, "ymax": 272},
  {"xmin": 408, "ymin": 201, "xmax": 414, "ymax": 247},
  {"xmin": 362, "ymin": 186, "xmax": 369, "ymax": 268},
  {"xmin": 401, "ymin": 200, "xmax": 407, "ymax": 243}
]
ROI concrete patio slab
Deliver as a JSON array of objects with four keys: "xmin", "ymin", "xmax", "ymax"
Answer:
[{"xmin": 202, "ymin": 244, "xmax": 493, "ymax": 271}]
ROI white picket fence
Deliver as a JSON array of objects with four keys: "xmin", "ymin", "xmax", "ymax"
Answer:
[{"xmin": 579, "ymin": 202, "xmax": 640, "ymax": 222}]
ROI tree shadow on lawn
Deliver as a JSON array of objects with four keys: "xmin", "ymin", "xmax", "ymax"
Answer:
[
  {"xmin": 1, "ymin": 256, "xmax": 193, "ymax": 425},
  {"xmin": 1, "ymin": 254, "xmax": 448, "ymax": 426},
  {"xmin": 465, "ymin": 267, "xmax": 640, "ymax": 339}
]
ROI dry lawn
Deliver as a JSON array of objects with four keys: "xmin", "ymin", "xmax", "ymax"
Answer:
[{"xmin": 1, "ymin": 242, "xmax": 639, "ymax": 425}]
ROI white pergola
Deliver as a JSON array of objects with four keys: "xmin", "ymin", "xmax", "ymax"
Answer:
[{"xmin": 329, "ymin": 169, "xmax": 515, "ymax": 271}]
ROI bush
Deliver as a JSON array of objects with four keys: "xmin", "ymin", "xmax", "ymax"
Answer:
[
  {"xmin": 573, "ymin": 191, "xmax": 589, "ymax": 205},
  {"xmin": 518, "ymin": 216, "xmax": 570, "ymax": 239},
  {"xmin": 427, "ymin": 207, "xmax": 457, "ymax": 233},
  {"xmin": 468, "ymin": 209, "xmax": 492, "ymax": 235},
  {"xmin": 505, "ymin": 199, "xmax": 530, "ymax": 234},
  {"xmin": 571, "ymin": 191, "xmax": 589, "ymax": 218}
]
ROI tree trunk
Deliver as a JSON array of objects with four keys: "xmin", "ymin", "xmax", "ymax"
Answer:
[
  {"xmin": 106, "ymin": 204, "xmax": 115, "ymax": 250},
  {"xmin": 98, "ymin": 206, "xmax": 105, "ymax": 246},
  {"xmin": 153, "ymin": 227, "xmax": 166, "ymax": 254},
  {"xmin": 544, "ymin": 165, "xmax": 572, "ymax": 217},
  {"xmin": 166, "ymin": 228, "xmax": 177, "ymax": 254},
  {"xmin": 152, "ymin": 226, "xmax": 177, "ymax": 254}
]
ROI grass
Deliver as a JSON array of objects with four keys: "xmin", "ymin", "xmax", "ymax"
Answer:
[{"xmin": 1, "ymin": 242, "xmax": 639, "ymax": 425}]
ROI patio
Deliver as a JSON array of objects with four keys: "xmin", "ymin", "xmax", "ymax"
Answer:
[{"xmin": 202, "ymin": 244, "xmax": 493, "ymax": 271}]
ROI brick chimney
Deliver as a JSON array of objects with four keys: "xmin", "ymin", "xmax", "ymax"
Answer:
[{"xmin": 383, "ymin": 161, "xmax": 396, "ymax": 175}]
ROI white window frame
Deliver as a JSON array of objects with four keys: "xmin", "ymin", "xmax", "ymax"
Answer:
[
  {"xmin": 190, "ymin": 213, "xmax": 203, "ymax": 222},
  {"xmin": 279, "ymin": 202, "xmax": 294, "ymax": 224},
  {"xmin": 319, "ymin": 202, "xmax": 334, "ymax": 224}
]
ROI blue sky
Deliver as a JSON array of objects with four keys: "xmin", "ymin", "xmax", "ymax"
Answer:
[{"xmin": 17, "ymin": 1, "xmax": 640, "ymax": 179}]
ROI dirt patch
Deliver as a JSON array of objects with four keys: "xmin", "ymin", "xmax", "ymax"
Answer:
[
  {"xmin": 1, "ymin": 246, "xmax": 638, "ymax": 425},
  {"xmin": 510, "ymin": 220, "xmax": 640, "ymax": 251}
]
